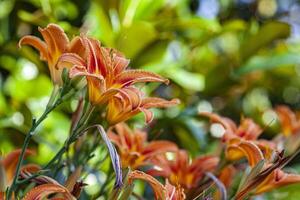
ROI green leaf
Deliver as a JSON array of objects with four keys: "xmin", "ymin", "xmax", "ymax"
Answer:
[
  {"xmin": 240, "ymin": 21, "xmax": 290, "ymax": 61},
  {"xmin": 87, "ymin": 2, "xmax": 114, "ymax": 46},
  {"xmin": 4, "ymin": 75, "xmax": 52, "ymax": 101},
  {"xmin": 0, "ymin": 0, "xmax": 14, "ymax": 19},
  {"xmin": 116, "ymin": 21, "xmax": 157, "ymax": 58},
  {"xmin": 167, "ymin": 68, "xmax": 205, "ymax": 91},
  {"xmin": 235, "ymin": 53, "xmax": 300, "ymax": 75}
]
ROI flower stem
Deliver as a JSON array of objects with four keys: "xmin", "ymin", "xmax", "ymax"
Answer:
[
  {"xmin": 6, "ymin": 86, "xmax": 66, "ymax": 199},
  {"xmin": 43, "ymin": 104, "xmax": 95, "ymax": 171}
]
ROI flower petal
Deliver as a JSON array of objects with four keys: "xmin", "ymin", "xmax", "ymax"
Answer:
[
  {"xmin": 226, "ymin": 141, "xmax": 264, "ymax": 167},
  {"xmin": 142, "ymin": 141, "xmax": 178, "ymax": 158},
  {"xmin": 69, "ymin": 65, "xmax": 104, "ymax": 81},
  {"xmin": 142, "ymin": 98, "xmax": 180, "ymax": 109},
  {"xmin": 117, "ymin": 70, "xmax": 169, "ymax": 86},
  {"xmin": 275, "ymin": 105, "xmax": 299, "ymax": 136},
  {"xmin": 128, "ymin": 170, "xmax": 167, "ymax": 200},
  {"xmin": 68, "ymin": 36, "xmax": 85, "ymax": 57},
  {"xmin": 22, "ymin": 183, "xmax": 74, "ymax": 200},
  {"xmin": 113, "ymin": 54, "xmax": 130, "ymax": 75},
  {"xmin": 256, "ymin": 169, "xmax": 300, "ymax": 194},
  {"xmin": 57, "ymin": 53, "xmax": 86, "ymax": 70},
  {"xmin": 200, "ymin": 112, "xmax": 237, "ymax": 134},
  {"xmin": 19, "ymin": 35, "xmax": 48, "ymax": 60},
  {"xmin": 38, "ymin": 24, "xmax": 69, "ymax": 57}
]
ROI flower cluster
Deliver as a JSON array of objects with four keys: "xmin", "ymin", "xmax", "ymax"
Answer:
[
  {"xmin": 19, "ymin": 24, "xmax": 179, "ymax": 125},
  {"xmin": 4, "ymin": 23, "xmax": 300, "ymax": 200},
  {"xmin": 201, "ymin": 108, "xmax": 300, "ymax": 199}
]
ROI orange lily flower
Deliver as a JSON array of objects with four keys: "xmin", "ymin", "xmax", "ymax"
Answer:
[
  {"xmin": 0, "ymin": 149, "xmax": 39, "ymax": 199},
  {"xmin": 106, "ymin": 87, "xmax": 180, "ymax": 125},
  {"xmin": 108, "ymin": 123, "xmax": 178, "ymax": 169},
  {"xmin": 58, "ymin": 36, "xmax": 171, "ymax": 106},
  {"xmin": 275, "ymin": 105, "xmax": 300, "ymax": 153},
  {"xmin": 235, "ymin": 150, "xmax": 300, "ymax": 199},
  {"xmin": 148, "ymin": 150, "xmax": 219, "ymax": 189},
  {"xmin": 275, "ymin": 105, "xmax": 300, "ymax": 137},
  {"xmin": 19, "ymin": 23, "xmax": 84, "ymax": 85},
  {"xmin": 201, "ymin": 112, "xmax": 275, "ymax": 163},
  {"xmin": 128, "ymin": 170, "xmax": 185, "ymax": 200},
  {"xmin": 200, "ymin": 112, "xmax": 262, "ymax": 142},
  {"xmin": 226, "ymin": 138, "xmax": 264, "ymax": 167},
  {"xmin": 165, "ymin": 179, "xmax": 186, "ymax": 200},
  {"xmin": 255, "ymin": 168, "xmax": 300, "ymax": 194}
]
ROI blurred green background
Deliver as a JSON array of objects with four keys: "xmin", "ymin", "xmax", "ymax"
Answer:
[{"xmin": 1, "ymin": 0, "xmax": 300, "ymax": 199}]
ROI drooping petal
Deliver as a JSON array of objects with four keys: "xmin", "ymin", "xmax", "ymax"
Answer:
[
  {"xmin": 226, "ymin": 140, "xmax": 264, "ymax": 167},
  {"xmin": 116, "ymin": 70, "xmax": 169, "ymax": 86},
  {"xmin": 95, "ymin": 125, "xmax": 123, "ymax": 188},
  {"xmin": 22, "ymin": 183, "xmax": 74, "ymax": 200},
  {"xmin": 140, "ymin": 108, "xmax": 154, "ymax": 123},
  {"xmin": 128, "ymin": 170, "xmax": 167, "ymax": 200},
  {"xmin": 141, "ymin": 98, "xmax": 180, "ymax": 109},
  {"xmin": 18, "ymin": 36, "xmax": 48, "ymax": 60}
]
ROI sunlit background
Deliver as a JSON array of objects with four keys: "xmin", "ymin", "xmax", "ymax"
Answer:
[{"xmin": 1, "ymin": 0, "xmax": 300, "ymax": 199}]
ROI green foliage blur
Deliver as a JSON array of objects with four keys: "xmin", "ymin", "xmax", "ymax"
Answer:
[{"xmin": 1, "ymin": 0, "xmax": 300, "ymax": 199}]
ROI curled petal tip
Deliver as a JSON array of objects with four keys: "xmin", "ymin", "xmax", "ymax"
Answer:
[
  {"xmin": 164, "ymin": 78, "xmax": 170, "ymax": 85},
  {"xmin": 171, "ymin": 98, "xmax": 180, "ymax": 105}
]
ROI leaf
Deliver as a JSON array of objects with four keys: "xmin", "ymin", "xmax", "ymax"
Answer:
[
  {"xmin": 116, "ymin": 21, "xmax": 157, "ymax": 58},
  {"xmin": 237, "ymin": 159, "xmax": 265, "ymax": 193},
  {"xmin": 87, "ymin": 2, "xmax": 114, "ymax": 46},
  {"xmin": 133, "ymin": 0, "xmax": 165, "ymax": 20},
  {"xmin": 222, "ymin": 20, "xmax": 247, "ymax": 32},
  {"xmin": 235, "ymin": 53, "xmax": 300, "ymax": 75},
  {"xmin": 167, "ymin": 68, "xmax": 205, "ymax": 91},
  {"xmin": 4, "ymin": 75, "xmax": 52, "ymax": 101},
  {"xmin": 205, "ymin": 172, "xmax": 227, "ymax": 200},
  {"xmin": 240, "ymin": 21, "xmax": 290, "ymax": 61},
  {"xmin": 86, "ymin": 125, "xmax": 123, "ymax": 188},
  {"xmin": 0, "ymin": 0, "xmax": 14, "ymax": 19}
]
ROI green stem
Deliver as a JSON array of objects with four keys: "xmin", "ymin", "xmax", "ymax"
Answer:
[
  {"xmin": 43, "ymin": 104, "xmax": 95, "ymax": 171},
  {"xmin": 6, "ymin": 89, "xmax": 63, "ymax": 199}
]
